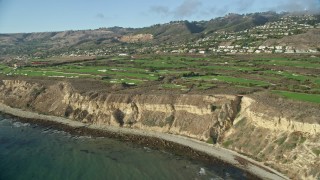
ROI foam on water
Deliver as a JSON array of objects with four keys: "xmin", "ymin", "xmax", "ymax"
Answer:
[
  {"xmin": 0, "ymin": 115, "xmax": 248, "ymax": 180},
  {"xmin": 12, "ymin": 121, "xmax": 30, "ymax": 128}
]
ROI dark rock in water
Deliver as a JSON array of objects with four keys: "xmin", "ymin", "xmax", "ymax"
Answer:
[
  {"xmin": 0, "ymin": 137, "xmax": 11, "ymax": 145},
  {"xmin": 110, "ymin": 157, "xmax": 118, "ymax": 162},
  {"xmin": 80, "ymin": 149, "xmax": 90, "ymax": 153},
  {"xmin": 0, "ymin": 114, "xmax": 255, "ymax": 180}
]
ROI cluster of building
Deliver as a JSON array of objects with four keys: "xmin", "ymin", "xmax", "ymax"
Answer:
[
  {"xmin": 249, "ymin": 15, "xmax": 318, "ymax": 38},
  {"xmin": 11, "ymin": 14, "xmax": 319, "ymax": 60},
  {"xmin": 164, "ymin": 15, "xmax": 320, "ymax": 55},
  {"xmin": 169, "ymin": 45, "xmax": 318, "ymax": 55},
  {"xmin": 210, "ymin": 45, "xmax": 318, "ymax": 54}
]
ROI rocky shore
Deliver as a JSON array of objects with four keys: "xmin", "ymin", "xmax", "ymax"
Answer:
[
  {"xmin": 0, "ymin": 103, "xmax": 288, "ymax": 180},
  {"xmin": 1, "ymin": 78, "xmax": 319, "ymax": 179}
]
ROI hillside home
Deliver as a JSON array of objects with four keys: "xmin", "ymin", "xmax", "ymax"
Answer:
[
  {"xmin": 258, "ymin": 46, "xmax": 266, "ymax": 50},
  {"xmin": 285, "ymin": 50, "xmax": 295, "ymax": 53},
  {"xmin": 308, "ymin": 49, "xmax": 318, "ymax": 53},
  {"xmin": 188, "ymin": 49, "xmax": 196, "ymax": 53},
  {"xmin": 295, "ymin": 49, "xmax": 307, "ymax": 53}
]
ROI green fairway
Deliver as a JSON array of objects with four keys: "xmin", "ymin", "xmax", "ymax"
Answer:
[
  {"xmin": 201, "ymin": 65, "xmax": 258, "ymax": 72},
  {"xmin": 1, "ymin": 54, "xmax": 320, "ymax": 104},
  {"xmin": 263, "ymin": 70, "xmax": 320, "ymax": 86},
  {"xmin": 215, "ymin": 76, "xmax": 270, "ymax": 87},
  {"xmin": 188, "ymin": 75, "xmax": 269, "ymax": 87},
  {"xmin": 273, "ymin": 91, "xmax": 320, "ymax": 104},
  {"xmin": 254, "ymin": 57, "xmax": 320, "ymax": 69}
]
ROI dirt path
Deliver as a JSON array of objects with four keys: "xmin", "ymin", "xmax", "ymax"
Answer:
[{"xmin": 0, "ymin": 103, "xmax": 288, "ymax": 180}]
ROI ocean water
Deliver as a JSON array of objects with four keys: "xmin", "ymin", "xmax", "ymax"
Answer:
[{"xmin": 0, "ymin": 114, "xmax": 248, "ymax": 180}]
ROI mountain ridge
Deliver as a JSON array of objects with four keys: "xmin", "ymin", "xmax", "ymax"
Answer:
[{"xmin": 0, "ymin": 11, "xmax": 319, "ymax": 58}]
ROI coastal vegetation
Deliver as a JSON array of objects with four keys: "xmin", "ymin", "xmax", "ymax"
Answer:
[
  {"xmin": 1, "ymin": 54, "xmax": 319, "ymax": 103},
  {"xmin": 0, "ymin": 10, "xmax": 319, "ymax": 180}
]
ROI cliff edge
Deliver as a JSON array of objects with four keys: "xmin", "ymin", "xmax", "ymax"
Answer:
[{"xmin": 0, "ymin": 79, "xmax": 319, "ymax": 179}]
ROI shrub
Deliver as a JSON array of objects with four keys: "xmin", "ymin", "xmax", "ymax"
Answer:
[
  {"xmin": 222, "ymin": 140, "xmax": 234, "ymax": 148},
  {"xmin": 312, "ymin": 148, "xmax": 320, "ymax": 156},
  {"xmin": 276, "ymin": 136, "xmax": 287, "ymax": 145},
  {"xmin": 165, "ymin": 115, "xmax": 175, "ymax": 126},
  {"xmin": 112, "ymin": 109, "xmax": 124, "ymax": 126}
]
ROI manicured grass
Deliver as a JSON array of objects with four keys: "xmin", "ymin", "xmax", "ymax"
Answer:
[
  {"xmin": 0, "ymin": 65, "xmax": 12, "ymax": 74},
  {"xmin": 273, "ymin": 90, "xmax": 320, "ymax": 104},
  {"xmin": 135, "ymin": 56, "xmax": 211, "ymax": 70},
  {"xmin": 157, "ymin": 70, "xmax": 189, "ymax": 75},
  {"xmin": 142, "ymin": 61, "xmax": 186, "ymax": 69},
  {"xmin": 254, "ymin": 58, "xmax": 320, "ymax": 69},
  {"xmin": 188, "ymin": 75, "xmax": 269, "ymax": 87},
  {"xmin": 187, "ymin": 75, "xmax": 218, "ymax": 81},
  {"xmin": 114, "ymin": 72, "xmax": 158, "ymax": 81},
  {"xmin": 201, "ymin": 65, "xmax": 257, "ymax": 72},
  {"xmin": 1, "ymin": 55, "xmax": 319, "ymax": 102},
  {"xmin": 12, "ymin": 69, "xmax": 94, "ymax": 78},
  {"xmin": 8, "ymin": 65, "xmax": 159, "ymax": 81},
  {"xmin": 216, "ymin": 76, "xmax": 269, "ymax": 86},
  {"xmin": 264, "ymin": 70, "xmax": 312, "ymax": 82}
]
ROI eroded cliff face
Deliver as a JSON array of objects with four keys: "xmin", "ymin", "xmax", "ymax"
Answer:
[
  {"xmin": 223, "ymin": 97, "xmax": 320, "ymax": 180},
  {"xmin": 0, "ymin": 80, "xmax": 241, "ymax": 141},
  {"xmin": 1, "ymin": 79, "xmax": 320, "ymax": 179}
]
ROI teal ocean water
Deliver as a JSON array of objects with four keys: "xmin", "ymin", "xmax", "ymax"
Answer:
[{"xmin": 0, "ymin": 114, "xmax": 247, "ymax": 180}]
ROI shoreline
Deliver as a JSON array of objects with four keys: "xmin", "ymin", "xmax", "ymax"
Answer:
[{"xmin": 0, "ymin": 103, "xmax": 288, "ymax": 180}]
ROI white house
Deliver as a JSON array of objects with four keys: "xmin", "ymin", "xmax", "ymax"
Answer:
[
  {"xmin": 119, "ymin": 53, "xmax": 128, "ymax": 56},
  {"xmin": 258, "ymin": 46, "xmax": 266, "ymax": 50},
  {"xmin": 285, "ymin": 50, "xmax": 295, "ymax": 53},
  {"xmin": 247, "ymin": 49, "xmax": 255, "ymax": 53},
  {"xmin": 295, "ymin": 49, "xmax": 307, "ymax": 53},
  {"xmin": 188, "ymin": 49, "xmax": 196, "ymax": 53},
  {"xmin": 309, "ymin": 49, "xmax": 318, "ymax": 53}
]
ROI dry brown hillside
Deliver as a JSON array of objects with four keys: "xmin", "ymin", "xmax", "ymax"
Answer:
[
  {"xmin": 263, "ymin": 29, "xmax": 320, "ymax": 50},
  {"xmin": 120, "ymin": 34, "xmax": 153, "ymax": 43}
]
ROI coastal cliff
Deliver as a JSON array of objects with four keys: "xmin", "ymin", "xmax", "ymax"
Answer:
[
  {"xmin": 224, "ymin": 96, "xmax": 320, "ymax": 179},
  {"xmin": 0, "ymin": 79, "xmax": 319, "ymax": 179},
  {"xmin": 0, "ymin": 80, "xmax": 241, "ymax": 141}
]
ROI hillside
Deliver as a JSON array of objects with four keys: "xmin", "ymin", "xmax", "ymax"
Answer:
[
  {"xmin": 263, "ymin": 29, "xmax": 320, "ymax": 50},
  {"xmin": 0, "ymin": 12, "xmax": 319, "ymax": 59},
  {"xmin": 1, "ymin": 10, "xmax": 320, "ymax": 180},
  {"xmin": 0, "ymin": 28, "xmax": 134, "ymax": 56},
  {"xmin": 1, "ymin": 78, "xmax": 319, "ymax": 179}
]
